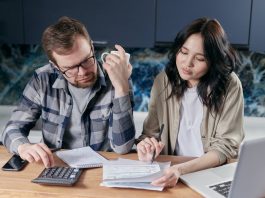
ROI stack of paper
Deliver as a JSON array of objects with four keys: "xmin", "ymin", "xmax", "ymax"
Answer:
[
  {"xmin": 56, "ymin": 146, "xmax": 108, "ymax": 168},
  {"xmin": 101, "ymin": 158, "xmax": 171, "ymax": 191}
]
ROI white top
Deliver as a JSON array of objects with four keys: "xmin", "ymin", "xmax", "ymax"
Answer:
[{"xmin": 176, "ymin": 86, "xmax": 204, "ymax": 157}]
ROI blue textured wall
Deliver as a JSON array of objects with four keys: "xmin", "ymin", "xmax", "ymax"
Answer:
[{"xmin": 0, "ymin": 44, "xmax": 264, "ymax": 117}]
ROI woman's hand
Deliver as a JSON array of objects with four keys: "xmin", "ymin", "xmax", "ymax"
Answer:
[
  {"xmin": 136, "ymin": 137, "xmax": 164, "ymax": 162},
  {"xmin": 151, "ymin": 151, "xmax": 221, "ymax": 188},
  {"xmin": 151, "ymin": 165, "xmax": 182, "ymax": 188}
]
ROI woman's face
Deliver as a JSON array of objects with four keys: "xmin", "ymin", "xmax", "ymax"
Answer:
[{"xmin": 176, "ymin": 33, "xmax": 209, "ymax": 87}]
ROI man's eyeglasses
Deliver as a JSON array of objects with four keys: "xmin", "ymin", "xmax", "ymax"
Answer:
[{"xmin": 59, "ymin": 44, "xmax": 95, "ymax": 78}]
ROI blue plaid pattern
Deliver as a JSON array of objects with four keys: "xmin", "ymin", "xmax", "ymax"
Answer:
[{"xmin": 1, "ymin": 63, "xmax": 135, "ymax": 154}]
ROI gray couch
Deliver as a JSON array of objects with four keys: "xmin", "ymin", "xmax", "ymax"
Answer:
[{"xmin": 1, "ymin": 106, "xmax": 264, "ymax": 144}]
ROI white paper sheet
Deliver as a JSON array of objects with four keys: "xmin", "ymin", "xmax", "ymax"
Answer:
[
  {"xmin": 101, "ymin": 158, "xmax": 171, "ymax": 191},
  {"xmin": 100, "ymin": 182, "xmax": 164, "ymax": 191},
  {"xmin": 56, "ymin": 146, "xmax": 108, "ymax": 168}
]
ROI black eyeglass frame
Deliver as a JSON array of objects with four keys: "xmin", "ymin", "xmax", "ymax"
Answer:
[{"xmin": 58, "ymin": 41, "xmax": 95, "ymax": 78}]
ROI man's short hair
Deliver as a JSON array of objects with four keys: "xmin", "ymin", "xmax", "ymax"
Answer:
[{"xmin": 42, "ymin": 16, "xmax": 91, "ymax": 64}]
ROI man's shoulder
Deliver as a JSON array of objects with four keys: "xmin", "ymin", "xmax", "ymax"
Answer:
[
  {"xmin": 35, "ymin": 63, "xmax": 56, "ymax": 76},
  {"xmin": 33, "ymin": 63, "xmax": 60, "ymax": 83},
  {"xmin": 28, "ymin": 63, "xmax": 60, "ymax": 88}
]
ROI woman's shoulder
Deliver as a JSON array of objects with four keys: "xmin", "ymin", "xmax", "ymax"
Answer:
[
  {"xmin": 152, "ymin": 70, "xmax": 173, "ymax": 98},
  {"xmin": 229, "ymin": 72, "xmax": 242, "ymax": 88},
  {"xmin": 153, "ymin": 70, "xmax": 169, "ymax": 87},
  {"xmin": 226, "ymin": 72, "xmax": 243, "ymax": 97}
]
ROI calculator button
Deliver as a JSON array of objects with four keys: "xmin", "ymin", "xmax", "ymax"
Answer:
[
  {"xmin": 32, "ymin": 167, "xmax": 82, "ymax": 186},
  {"xmin": 53, "ymin": 167, "xmax": 62, "ymax": 177},
  {"xmin": 58, "ymin": 168, "xmax": 67, "ymax": 178},
  {"xmin": 41, "ymin": 169, "xmax": 50, "ymax": 177}
]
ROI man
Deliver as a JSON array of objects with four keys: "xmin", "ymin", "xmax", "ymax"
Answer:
[{"xmin": 1, "ymin": 16, "xmax": 135, "ymax": 168}]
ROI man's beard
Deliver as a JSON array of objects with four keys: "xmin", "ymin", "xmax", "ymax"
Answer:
[{"xmin": 73, "ymin": 73, "xmax": 97, "ymax": 88}]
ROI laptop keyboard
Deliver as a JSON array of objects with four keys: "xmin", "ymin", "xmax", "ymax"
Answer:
[{"xmin": 209, "ymin": 181, "xmax": 232, "ymax": 198}]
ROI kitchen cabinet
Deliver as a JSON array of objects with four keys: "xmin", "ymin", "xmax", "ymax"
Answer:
[
  {"xmin": 0, "ymin": 0, "xmax": 24, "ymax": 44},
  {"xmin": 23, "ymin": 0, "xmax": 155, "ymax": 47},
  {"xmin": 156, "ymin": 0, "xmax": 252, "ymax": 47},
  {"xmin": 249, "ymin": 0, "xmax": 265, "ymax": 52},
  {"xmin": 1, "ymin": 0, "xmax": 264, "ymax": 51}
]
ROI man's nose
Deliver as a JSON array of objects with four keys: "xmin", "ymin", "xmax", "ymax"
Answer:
[{"xmin": 77, "ymin": 65, "xmax": 87, "ymax": 75}]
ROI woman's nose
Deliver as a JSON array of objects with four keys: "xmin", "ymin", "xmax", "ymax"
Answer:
[{"xmin": 185, "ymin": 55, "xmax": 194, "ymax": 67}]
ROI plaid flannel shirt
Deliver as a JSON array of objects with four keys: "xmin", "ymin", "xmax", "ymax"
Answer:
[{"xmin": 1, "ymin": 62, "xmax": 135, "ymax": 154}]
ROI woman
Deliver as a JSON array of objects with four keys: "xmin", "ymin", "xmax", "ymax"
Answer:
[{"xmin": 136, "ymin": 17, "xmax": 244, "ymax": 188}]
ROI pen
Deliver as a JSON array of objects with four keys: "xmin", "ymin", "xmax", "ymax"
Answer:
[
  {"xmin": 151, "ymin": 124, "xmax": 164, "ymax": 163},
  {"xmin": 50, "ymin": 148, "xmax": 60, "ymax": 153}
]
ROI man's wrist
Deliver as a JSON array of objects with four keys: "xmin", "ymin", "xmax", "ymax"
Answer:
[
  {"xmin": 17, "ymin": 143, "xmax": 31, "ymax": 155},
  {"xmin": 112, "ymin": 94, "xmax": 132, "ymax": 113},
  {"xmin": 114, "ymin": 89, "xmax": 129, "ymax": 98}
]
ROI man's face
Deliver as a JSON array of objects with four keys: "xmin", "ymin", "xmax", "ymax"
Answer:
[{"xmin": 53, "ymin": 36, "xmax": 97, "ymax": 88}]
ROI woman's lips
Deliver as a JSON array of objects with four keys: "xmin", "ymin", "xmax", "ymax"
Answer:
[{"xmin": 181, "ymin": 68, "xmax": 192, "ymax": 75}]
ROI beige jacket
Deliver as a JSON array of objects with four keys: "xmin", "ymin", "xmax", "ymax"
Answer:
[{"xmin": 139, "ymin": 71, "xmax": 244, "ymax": 164}]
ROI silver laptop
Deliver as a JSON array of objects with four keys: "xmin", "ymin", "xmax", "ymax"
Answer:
[{"xmin": 180, "ymin": 137, "xmax": 265, "ymax": 198}]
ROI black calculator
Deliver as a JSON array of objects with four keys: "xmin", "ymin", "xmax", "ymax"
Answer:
[{"xmin": 32, "ymin": 167, "xmax": 83, "ymax": 186}]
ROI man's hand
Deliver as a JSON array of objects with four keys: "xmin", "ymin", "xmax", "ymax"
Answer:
[
  {"xmin": 136, "ymin": 137, "xmax": 164, "ymax": 162},
  {"xmin": 102, "ymin": 44, "xmax": 132, "ymax": 98},
  {"xmin": 17, "ymin": 143, "xmax": 55, "ymax": 168}
]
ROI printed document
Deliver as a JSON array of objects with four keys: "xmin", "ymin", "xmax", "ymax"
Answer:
[{"xmin": 101, "ymin": 158, "xmax": 171, "ymax": 191}]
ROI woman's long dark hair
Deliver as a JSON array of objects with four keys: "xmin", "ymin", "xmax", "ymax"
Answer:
[{"xmin": 165, "ymin": 17, "xmax": 239, "ymax": 113}]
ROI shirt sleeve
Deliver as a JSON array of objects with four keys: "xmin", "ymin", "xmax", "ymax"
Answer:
[
  {"xmin": 206, "ymin": 73, "xmax": 245, "ymax": 164},
  {"xmin": 109, "ymin": 79, "xmax": 135, "ymax": 154},
  {"xmin": 1, "ymin": 73, "xmax": 42, "ymax": 154}
]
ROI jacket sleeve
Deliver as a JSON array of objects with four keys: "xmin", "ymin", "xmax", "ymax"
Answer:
[
  {"xmin": 109, "ymin": 79, "xmax": 135, "ymax": 154},
  {"xmin": 1, "ymin": 73, "xmax": 41, "ymax": 154},
  {"xmin": 207, "ymin": 73, "xmax": 245, "ymax": 164}
]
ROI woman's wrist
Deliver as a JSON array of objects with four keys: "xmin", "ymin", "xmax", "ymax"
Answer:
[{"xmin": 172, "ymin": 164, "xmax": 184, "ymax": 176}]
